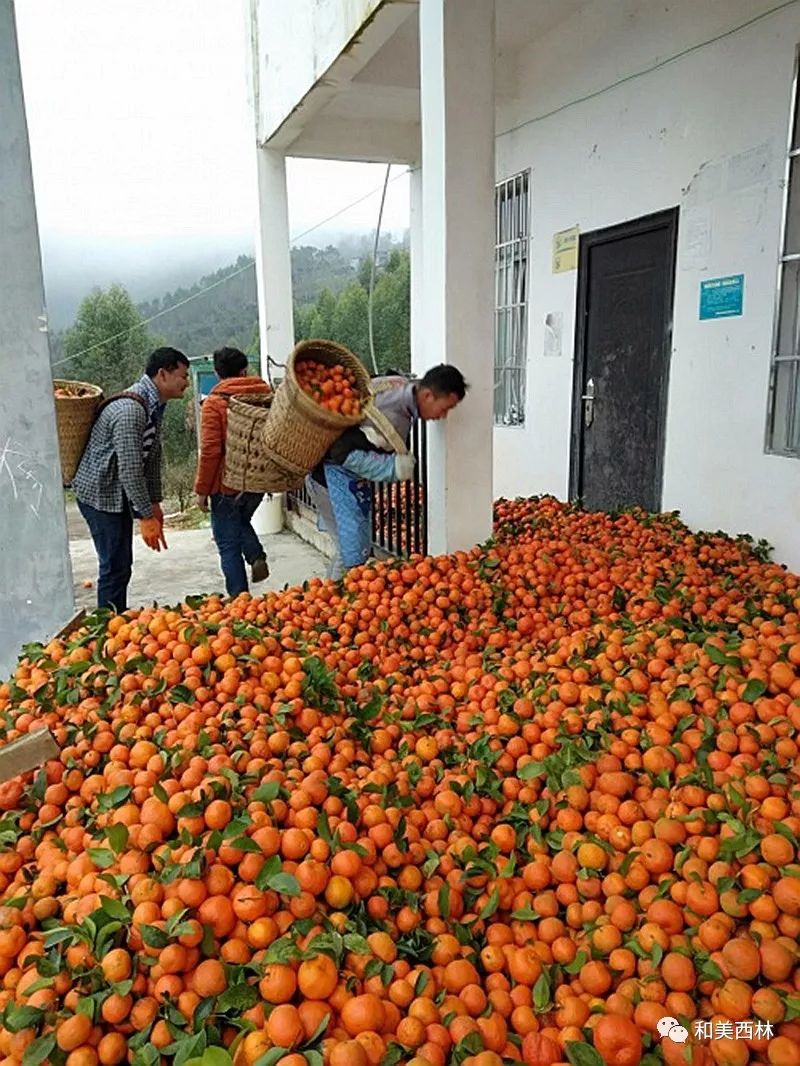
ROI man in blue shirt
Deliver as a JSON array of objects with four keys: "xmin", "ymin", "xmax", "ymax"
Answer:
[
  {"xmin": 308, "ymin": 364, "xmax": 467, "ymax": 578},
  {"xmin": 73, "ymin": 347, "xmax": 190, "ymax": 611}
]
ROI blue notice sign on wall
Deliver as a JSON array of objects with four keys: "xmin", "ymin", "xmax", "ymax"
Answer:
[{"xmin": 699, "ymin": 274, "xmax": 744, "ymax": 320}]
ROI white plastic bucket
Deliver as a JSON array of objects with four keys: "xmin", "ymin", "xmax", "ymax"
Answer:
[{"xmin": 252, "ymin": 493, "xmax": 284, "ymax": 536}]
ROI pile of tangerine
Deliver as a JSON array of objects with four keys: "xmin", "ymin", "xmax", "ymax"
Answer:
[
  {"xmin": 54, "ymin": 383, "xmax": 96, "ymax": 399},
  {"xmin": 0, "ymin": 497, "xmax": 797, "ymax": 1066},
  {"xmin": 295, "ymin": 359, "xmax": 362, "ymax": 418}
]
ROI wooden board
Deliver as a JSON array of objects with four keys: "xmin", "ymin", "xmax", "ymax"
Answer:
[
  {"xmin": 52, "ymin": 609, "xmax": 86, "ymax": 643},
  {"xmin": 0, "ymin": 730, "xmax": 59, "ymax": 784}
]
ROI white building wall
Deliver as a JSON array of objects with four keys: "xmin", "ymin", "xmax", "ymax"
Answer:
[
  {"xmin": 251, "ymin": 0, "xmax": 384, "ymax": 143},
  {"xmin": 493, "ymin": 0, "xmax": 800, "ymax": 568}
]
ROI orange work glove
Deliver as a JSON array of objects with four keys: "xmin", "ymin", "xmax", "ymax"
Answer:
[{"xmin": 140, "ymin": 516, "xmax": 167, "ymax": 552}]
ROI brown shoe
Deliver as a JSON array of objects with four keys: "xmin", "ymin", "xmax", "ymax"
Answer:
[{"xmin": 251, "ymin": 557, "xmax": 270, "ymax": 583}]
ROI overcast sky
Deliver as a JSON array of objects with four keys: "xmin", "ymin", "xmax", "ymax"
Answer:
[{"xmin": 14, "ymin": 0, "xmax": 410, "ymax": 248}]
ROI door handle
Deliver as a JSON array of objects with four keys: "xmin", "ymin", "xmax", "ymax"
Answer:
[{"xmin": 581, "ymin": 377, "xmax": 595, "ymax": 428}]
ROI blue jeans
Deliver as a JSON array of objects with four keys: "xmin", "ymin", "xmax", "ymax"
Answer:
[
  {"xmin": 77, "ymin": 499, "xmax": 133, "ymax": 612},
  {"xmin": 306, "ymin": 470, "xmax": 372, "ymax": 580},
  {"xmin": 210, "ymin": 492, "xmax": 265, "ymax": 596}
]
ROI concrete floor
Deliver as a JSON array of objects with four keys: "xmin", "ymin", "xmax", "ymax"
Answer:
[{"xmin": 68, "ymin": 502, "xmax": 329, "ymax": 611}]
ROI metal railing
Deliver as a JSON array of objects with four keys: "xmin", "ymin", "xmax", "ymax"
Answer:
[
  {"xmin": 372, "ymin": 417, "xmax": 427, "ymax": 557},
  {"xmin": 286, "ymin": 419, "xmax": 428, "ymax": 559}
]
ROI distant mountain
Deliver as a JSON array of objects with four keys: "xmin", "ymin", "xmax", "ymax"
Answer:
[
  {"xmin": 137, "ymin": 256, "xmax": 259, "ymax": 357},
  {"xmin": 134, "ymin": 243, "xmax": 367, "ymax": 357},
  {"xmin": 40, "ymin": 233, "xmax": 256, "ymax": 330},
  {"xmin": 46, "ymin": 230, "xmax": 410, "ymax": 362},
  {"xmin": 132, "ymin": 234, "xmax": 409, "ymax": 358}
]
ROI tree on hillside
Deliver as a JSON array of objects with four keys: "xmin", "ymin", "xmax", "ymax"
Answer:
[
  {"xmin": 62, "ymin": 285, "xmax": 156, "ymax": 395},
  {"xmin": 293, "ymin": 250, "xmax": 411, "ymax": 373},
  {"xmin": 248, "ymin": 322, "xmax": 261, "ymax": 357},
  {"xmin": 300, "ymin": 288, "xmax": 337, "ymax": 341},
  {"xmin": 291, "ymin": 244, "xmax": 355, "ymax": 304},
  {"xmin": 332, "ymin": 284, "xmax": 370, "ymax": 367},
  {"xmin": 357, "ymin": 256, "xmax": 373, "ymax": 290},
  {"xmin": 61, "ymin": 284, "xmax": 198, "ymax": 512},
  {"xmin": 161, "ymin": 392, "xmax": 197, "ymax": 512},
  {"xmin": 371, "ymin": 250, "xmax": 410, "ymax": 373},
  {"xmin": 138, "ymin": 259, "xmax": 259, "ymax": 358}
]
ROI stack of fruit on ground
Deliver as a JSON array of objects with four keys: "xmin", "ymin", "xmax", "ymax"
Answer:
[{"xmin": 0, "ymin": 497, "xmax": 799, "ymax": 1066}]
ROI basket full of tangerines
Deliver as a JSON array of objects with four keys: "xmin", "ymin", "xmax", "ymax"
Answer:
[
  {"xmin": 256, "ymin": 339, "xmax": 374, "ymax": 486},
  {"xmin": 225, "ymin": 339, "xmax": 408, "ymax": 493},
  {"xmin": 53, "ymin": 379, "xmax": 103, "ymax": 486}
]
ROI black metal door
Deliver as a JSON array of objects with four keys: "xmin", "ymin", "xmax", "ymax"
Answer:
[{"xmin": 570, "ymin": 209, "xmax": 678, "ymax": 512}]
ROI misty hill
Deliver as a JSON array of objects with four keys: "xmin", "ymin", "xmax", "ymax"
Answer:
[
  {"xmin": 133, "ymin": 234, "xmax": 408, "ymax": 358},
  {"xmin": 40, "ymin": 234, "xmax": 256, "ymax": 331},
  {"xmin": 133, "ymin": 244, "xmax": 360, "ymax": 357},
  {"xmin": 136, "ymin": 256, "xmax": 259, "ymax": 357},
  {"xmin": 41, "ymin": 229, "xmax": 409, "ymax": 333},
  {"xmin": 47, "ymin": 231, "xmax": 409, "ymax": 367}
]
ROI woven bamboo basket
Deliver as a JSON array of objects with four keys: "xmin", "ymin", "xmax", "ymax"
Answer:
[
  {"xmin": 261, "ymin": 339, "xmax": 372, "ymax": 476},
  {"xmin": 223, "ymin": 394, "xmax": 307, "ymax": 494},
  {"xmin": 53, "ymin": 379, "xmax": 103, "ymax": 486}
]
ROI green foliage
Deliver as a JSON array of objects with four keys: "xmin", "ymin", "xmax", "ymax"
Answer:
[
  {"xmin": 62, "ymin": 284, "xmax": 197, "ymax": 509},
  {"xmin": 137, "ymin": 256, "xmax": 258, "ymax": 357},
  {"xmin": 162, "ymin": 392, "xmax": 196, "ymax": 464},
  {"xmin": 371, "ymin": 250, "xmax": 410, "ymax": 372},
  {"xmin": 134, "ymin": 244, "xmax": 373, "ymax": 359},
  {"xmin": 291, "ymin": 244, "xmax": 356, "ymax": 304},
  {"xmin": 295, "ymin": 249, "xmax": 410, "ymax": 373},
  {"xmin": 300, "ymin": 288, "xmax": 337, "ymax": 341},
  {"xmin": 63, "ymin": 284, "xmax": 156, "ymax": 395},
  {"xmin": 332, "ymin": 283, "xmax": 370, "ymax": 362},
  {"xmin": 162, "ymin": 396, "xmax": 198, "ymax": 512},
  {"xmin": 57, "ymin": 236, "xmax": 410, "ymax": 506}
]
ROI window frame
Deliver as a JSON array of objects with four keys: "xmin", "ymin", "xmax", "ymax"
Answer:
[
  {"xmin": 494, "ymin": 169, "xmax": 531, "ymax": 428},
  {"xmin": 766, "ymin": 46, "xmax": 800, "ymax": 457}
]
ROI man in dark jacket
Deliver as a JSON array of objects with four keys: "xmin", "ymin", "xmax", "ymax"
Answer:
[
  {"xmin": 308, "ymin": 364, "xmax": 467, "ymax": 578},
  {"xmin": 73, "ymin": 347, "xmax": 189, "ymax": 611}
]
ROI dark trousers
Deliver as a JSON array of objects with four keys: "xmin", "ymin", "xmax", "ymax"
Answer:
[
  {"xmin": 210, "ymin": 492, "xmax": 265, "ymax": 596},
  {"xmin": 77, "ymin": 500, "xmax": 133, "ymax": 612}
]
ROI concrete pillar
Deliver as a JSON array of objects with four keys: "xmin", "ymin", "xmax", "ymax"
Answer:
[
  {"xmin": 419, "ymin": 0, "xmax": 495, "ymax": 556},
  {"xmin": 409, "ymin": 166, "xmax": 426, "ymax": 378},
  {"xmin": 254, "ymin": 147, "xmax": 295, "ymax": 377},
  {"xmin": 0, "ymin": 0, "xmax": 74, "ymax": 676}
]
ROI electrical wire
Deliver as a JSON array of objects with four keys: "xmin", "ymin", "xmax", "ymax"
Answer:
[
  {"xmin": 51, "ymin": 167, "xmax": 411, "ymax": 369},
  {"xmin": 498, "ymin": 0, "xmax": 800, "ymax": 140},
  {"xmin": 50, "ymin": 260, "xmax": 256, "ymax": 368},
  {"xmin": 290, "ymin": 166, "xmax": 408, "ymax": 244},
  {"xmin": 367, "ymin": 163, "xmax": 392, "ymax": 375}
]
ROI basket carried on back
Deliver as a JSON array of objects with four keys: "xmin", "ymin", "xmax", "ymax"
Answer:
[
  {"xmin": 53, "ymin": 379, "xmax": 103, "ymax": 486},
  {"xmin": 223, "ymin": 394, "xmax": 306, "ymax": 494},
  {"xmin": 225, "ymin": 341, "xmax": 409, "ymax": 492},
  {"xmin": 261, "ymin": 339, "xmax": 399, "ymax": 484}
]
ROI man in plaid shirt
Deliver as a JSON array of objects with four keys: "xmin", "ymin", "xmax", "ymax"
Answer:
[{"xmin": 73, "ymin": 347, "xmax": 190, "ymax": 611}]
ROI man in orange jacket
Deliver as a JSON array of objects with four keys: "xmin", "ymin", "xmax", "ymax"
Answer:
[{"xmin": 194, "ymin": 347, "xmax": 271, "ymax": 596}]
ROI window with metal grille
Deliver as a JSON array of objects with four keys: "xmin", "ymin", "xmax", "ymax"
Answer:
[
  {"xmin": 494, "ymin": 171, "xmax": 530, "ymax": 426},
  {"xmin": 768, "ymin": 57, "xmax": 800, "ymax": 455}
]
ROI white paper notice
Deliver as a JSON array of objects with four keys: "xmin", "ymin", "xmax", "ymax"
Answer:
[
  {"xmin": 681, "ymin": 207, "xmax": 712, "ymax": 272},
  {"xmin": 544, "ymin": 312, "xmax": 563, "ymax": 357}
]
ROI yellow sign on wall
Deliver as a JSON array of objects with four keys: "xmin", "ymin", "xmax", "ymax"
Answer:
[{"xmin": 553, "ymin": 226, "xmax": 579, "ymax": 273}]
